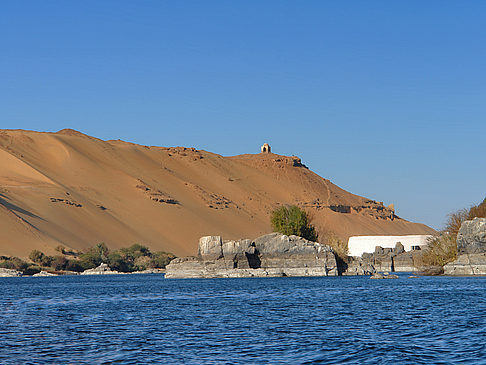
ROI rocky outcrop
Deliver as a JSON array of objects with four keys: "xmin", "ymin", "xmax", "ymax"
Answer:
[
  {"xmin": 80, "ymin": 263, "xmax": 120, "ymax": 275},
  {"xmin": 32, "ymin": 271, "xmax": 57, "ymax": 277},
  {"xmin": 370, "ymin": 273, "xmax": 399, "ymax": 279},
  {"xmin": 443, "ymin": 254, "xmax": 486, "ymax": 275},
  {"xmin": 344, "ymin": 242, "xmax": 422, "ymax": 275},
  {"xmin": 0, "ymin": 268, "xmax": 22, "ymax": 277},
  {"xmin": 456, "ymin": 218, "xmax": 486, "ymax": 254},
  {"xmin": 132, "ymin": 268, "xmax": 165, "ymax": 274},
  {"xmin": 341, "ymin": 256, "xmax": 375, "ymax": 275},
  {"xmin": 444, "ymin": 218, "xmax": 486, "ymax": 275},
  {"xmin": 165, "ymin": 233, "xmax": 338, "ymax": 278}
]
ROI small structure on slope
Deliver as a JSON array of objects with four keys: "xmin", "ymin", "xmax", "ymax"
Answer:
[{"xmin": 261, "ymin": 143, "xmax": 271, "ymax": 153}]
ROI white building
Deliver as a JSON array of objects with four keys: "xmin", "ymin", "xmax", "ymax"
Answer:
[{"xmin": 347, "ymin": 235, "xmax": 432, "ymax": 257}]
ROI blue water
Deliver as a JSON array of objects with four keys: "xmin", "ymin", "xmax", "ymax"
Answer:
[{"xmin": 1, "ymin": 274, "xmax": 485, "ymax": 364}]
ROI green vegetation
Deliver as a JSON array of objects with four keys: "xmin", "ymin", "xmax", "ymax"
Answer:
[
  {"xmin": 421, "ymin": 196, "xmax": 486, "ymax": 267},
  {"xmin": 270, "ymin": 206, "xmax": 349, "ymax": 263},
  {"xmin": 0, "ymin": 255, "xmax": 29, "ymax": 271},
  {"xmin": 271, "ymin": 205, "xmax": 318, "ymax": 242},
  {"xmin": 1, "ymin": 243, "xmax": 176, "ymax": 275},
  {"xmin": 78, "ymin": 243, "xmax": 109, "ymax": 269},
  {"xmin": 29, "ymin": 249, "xmax": 54, "ymax": 267}
]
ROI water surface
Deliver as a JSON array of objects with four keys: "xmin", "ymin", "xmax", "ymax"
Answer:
[{"xmin": 1, "ymin": 274, "xmax": 485, "ymax": 364}]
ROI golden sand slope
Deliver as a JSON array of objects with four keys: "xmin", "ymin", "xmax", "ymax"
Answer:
[{"xmin": 0, "ymin": 129, "xmax": 434, "ymax": 258}]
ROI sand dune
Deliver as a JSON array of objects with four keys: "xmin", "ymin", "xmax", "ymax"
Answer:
[{"xmin": 0, "ymin": 129, "xmax": 435, "ymax": 258}]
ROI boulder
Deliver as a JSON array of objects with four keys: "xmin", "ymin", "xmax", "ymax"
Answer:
[
  {"xmin": 32, "ymin": 271, "xmax": 57, "ymax": 277},
  {"xmin": 198, "ymin": 236, "xmax": 224, "ymax": 261},
  {"xmin": 80, "ymin": 263, "xmax": 120, "ymax": 275},
  {"xmin": 342, "ymin": 256, "xmax": 375, "ymax": 276},
  {"xmin": 393, "ymin": 251, "xmax": 421, "ymax": 272},
  {"xmin": 165, "ymin": 233, "xmax": 338, "ymax": 278},
  {"xmin": 132, "ymin": 268, "xmax": 165, "ymax": 274},
  {"xmin": 444, "ymin": 218, "xmax": 486, "ymax": 275},
  {"xmin": 457, "ymin": 218, "xmax": 486, "ymax": 254},
  {"xmin": 370, "ymin": 273, "xmax": 399, "ymax": 279},
  {"xmin": 393, "ymin": 242, "xmax": 405, "ymax": 255}
]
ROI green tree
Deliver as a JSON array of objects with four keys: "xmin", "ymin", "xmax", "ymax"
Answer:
[
  {"xmin": 271, "ymin": 205, "xmax": 318, "ymax": 242},
  {"xmin": 107, "ymin": 251, "xmax": 134, "ymax": 272},
  {"xmin": 120, "ymin": 243, "xmax": 151, "ymax": 260},
  {"xmin": 78, "ymin": 242, "xmax": 109, "ymax": 269}
]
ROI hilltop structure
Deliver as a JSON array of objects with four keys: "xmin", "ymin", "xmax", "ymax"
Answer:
[{"xmin": 261, "ymin": 143, "xmax": 271, "ymax": 153}]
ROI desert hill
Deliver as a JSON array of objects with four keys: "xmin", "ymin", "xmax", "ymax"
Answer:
[{"xmin": 0, "ymin": 129, "xmax": 435, "ymax": 258}]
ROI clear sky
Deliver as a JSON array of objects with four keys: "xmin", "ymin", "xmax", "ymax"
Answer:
[{"xmin": 1, "ymin": 1, "xmax": 485, "ymax": 230}]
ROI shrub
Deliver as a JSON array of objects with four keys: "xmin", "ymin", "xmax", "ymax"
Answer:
[
  {"xmin": 29, "ymin": 249, "xmax": 45, "ymax": 264},
  {"xmin": 467, "ymin": 197, "xmax": 486, "ymax": 220},
  {"xmin": 0, "ymin": 256, "xmax": 29, "ymax": 271},
  {"xmin": 64, "ymin": 259, "xmax": 84, "ymax": 272},
  {"xmin": 420, "ymin": 197, "xmax": 486, "ymax": 268},
  {"xmin": 23, "ymin": 265, "xmax": 42, "ymax": 276},
  {"xmin": 51, "ymin": 255, "xmax": 74, "ymax": 271},
  {"xmin": 445, "ymin": 209, "xmax": 469, "ymax": 239},
  {"xmin": 134, "ymin": 256, "xmax": 151, "ymax": 271},
  {"xmin": 107, "ymin": 251, "xmax": 134, "ymax": 272},
  {"xmin": 323, "ymin": 232, "xmax": 348, "ymax": 262},
  {"xmin": 271, "ymin": 205, "xmax": 318, "ymax": 242},
  {"xmin": 119, "ymin": 244, "xmax": 150, "ymax": 262},
  {"xmin": 3, "ymin": 242, "xmax": 176, "ymax": 274},
  {"xmin": 55, "ymin": 245, "xmax": 66, "ymax": 254},
  {"xmin": 445, "ymin": 198, "xmax": 486, "ymax": 239},
  {"xmin": 107, "ymin": 244, "xmax": 175, "ymax": 271},
  {"xmin": 28, "ymin": 250, "xmax": 53, "ymax": 267},
  {"xmin": 420, "ymin": 234, "xmax": 457, "ymax": 267},
  {"xmin": 149, "ymin": 251, "xmax": 176, "ymax": 269}
]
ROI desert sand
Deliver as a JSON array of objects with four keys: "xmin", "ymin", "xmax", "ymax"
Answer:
[{"xmin": 0, "ymin": 129, "xmax": 435, "ymax": 258}]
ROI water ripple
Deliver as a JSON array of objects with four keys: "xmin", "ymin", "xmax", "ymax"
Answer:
[{"xmin": 0, "ymin": 274, "xmax": 485, "ymax": 363}]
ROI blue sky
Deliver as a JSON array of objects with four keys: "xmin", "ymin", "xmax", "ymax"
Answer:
[{"xmin": 1, "ymin": 1, "xmax": 485, "ymax": 229}]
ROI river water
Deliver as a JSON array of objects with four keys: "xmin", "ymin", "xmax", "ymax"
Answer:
[{"xmin": 1, "ymin": 274, "xmax": 485, "ymax": 364}]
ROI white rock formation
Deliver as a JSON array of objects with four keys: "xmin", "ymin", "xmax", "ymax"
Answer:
[
  {"xmin": 32, "ymin": 271, "xmax": 57, "ymax": 277},
  {"xmin": 0, "ymin": 268, "xmax": 22, "ymax": 277},
  {"xmin": 80, "ymin": 263, "xmax": 119, "ymax": 275}
]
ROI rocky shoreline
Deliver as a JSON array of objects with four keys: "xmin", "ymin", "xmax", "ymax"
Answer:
[
  {"xmin": 166, "ymin": 219, "xmax": 486, "ymax": 278},
  {"xmin": 165, "ymin": 232, "xmax": 432, "ymax": 279},
  {"xmin": 166, "ymin": 233, "xmax": 338, "ymax": 278},
  {"xmin": 3, "ymin": 218, "xmax": 485, "ymax": 279}
]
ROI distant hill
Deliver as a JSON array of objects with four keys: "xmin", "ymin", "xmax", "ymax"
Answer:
[{"xmin": 0, "ymin": 129, "xmax": 435, "ymax": 257}]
